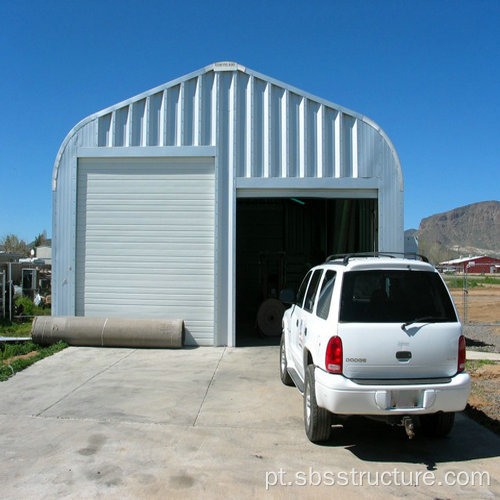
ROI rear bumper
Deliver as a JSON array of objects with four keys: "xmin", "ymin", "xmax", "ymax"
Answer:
[{"xmin": 314, "ymin": 369, "xmax": 471, "ymax": 415}]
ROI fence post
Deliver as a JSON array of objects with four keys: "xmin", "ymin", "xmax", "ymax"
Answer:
[{"xmin": 463, "ymin": 267, "xmax": 468, "ymax": 324}]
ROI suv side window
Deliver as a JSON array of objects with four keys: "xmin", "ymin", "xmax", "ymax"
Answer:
[
  {"xmin": 296, "ymin": 271, "xmax": 312, "ymax": 308},
  {"xmin": 316, "ymin": 270, "xmax": 336, "ymax": 320},
  {"xmin": 304, "ymin": 270, "xmax": 323, "ymax": 313}
]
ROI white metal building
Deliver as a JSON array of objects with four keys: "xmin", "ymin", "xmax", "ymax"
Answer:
[{"xmin": 52, "ymin": 62, "xmax": 404, "ymax": 346}]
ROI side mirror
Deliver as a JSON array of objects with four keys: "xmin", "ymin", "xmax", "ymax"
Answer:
[{"xmin": 279, "ymin": 288, "xmax": 295, "ymax": 304}]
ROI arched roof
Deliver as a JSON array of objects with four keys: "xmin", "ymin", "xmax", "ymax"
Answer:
[{"xmin": 53, "ymin": 61, "xmax": 403, "ymax": 191}]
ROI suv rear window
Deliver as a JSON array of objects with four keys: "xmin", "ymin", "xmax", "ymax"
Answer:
[{"xmin": 339, "ymin": 270, "xmax": 457, "ymax": 323}]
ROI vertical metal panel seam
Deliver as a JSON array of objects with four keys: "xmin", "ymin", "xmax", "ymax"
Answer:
[
  {"xmin": 335, "ymin": 111, "xmax": 342, "ymax": 177},
  {"xmin": 245, "ymin": 75, "xmax": 253, "ymax": 178},
  {"xmin": 110, "ymin": 111, "xmax": 116, "ymax": 147},
  {"xmin": 263, "ymin": 82, "xmax": 270, "ymax": 178},
  {"xmin": 161, "ymin": 90, "xmax": 168, "ymax": 146},
  {"xmin": 158, "ymin": 91, "xmax": 165, "ymax": 146},
  {"xmin": 299, "ymin": 97, "xmax": 306, "ymax": 177},
  {"xmin": 178, "ymin": 82, "xmax": 184, "ymax": 146},
  {"xmin": 124, "ymin": 106, "xmax": 130, "ymax": 147},
  {"xmin": 268, "ymin": 83, "xmax": 274, "ymax": 177},
  {"xmin": 250, "ymin": 75, "xmax": 256, "ymax": 177},
  {"xmin": 352, "ymin": 118, "xmax": 358, "ymax": 178},
  {"xmin": 211, "ymin": 73, "xmax": 217, "ymax": 146},
  {"xmin": 281, "ymin": 89, "xmax": 288, "ymax": 178},
  {"xmin": 94, "ymin": 115, "xmax": 99, "ymax": 146},
  {"xmin": 228, "ymin": 72, "xmax": 236, "ymax": 176},
  {"xmin": 195, "ymin": 75, "xmax": 201, "ymax": 146},
  {"xmin": 129, "ymin": 104, "xmax": 135, "ymax": 146},
  {"xmin": 317, "ymin": 104, "xmax": 324, "ymax": 178},
  {"xmin": 144, "ymin": 98, "xmax": 150, "ymax": 147}
]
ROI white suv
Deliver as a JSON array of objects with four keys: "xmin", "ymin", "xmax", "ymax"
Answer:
[{"xmin": 280, "ymin": 253, "xmax": 471, "ymax": 443}]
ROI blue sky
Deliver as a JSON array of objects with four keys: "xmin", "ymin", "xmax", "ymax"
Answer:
[{"xmin": 1, "ymin": 0, "xmax": 499, "ymax": 242}]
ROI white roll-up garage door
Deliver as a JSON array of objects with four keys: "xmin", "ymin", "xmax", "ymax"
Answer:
[{"xmin": 76, "ymin": 157, "xmax": 215, "ymax": 346}]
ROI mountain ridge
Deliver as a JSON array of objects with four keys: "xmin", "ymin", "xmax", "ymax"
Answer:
[{"xmin": 408, "ymin": 201, "xmax": 500, "ymax": 263}]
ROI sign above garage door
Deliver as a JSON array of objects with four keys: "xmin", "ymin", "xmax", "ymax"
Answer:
[{"xmin": 75, "ymin": 157, "xmax": 215, "ymax": 346}]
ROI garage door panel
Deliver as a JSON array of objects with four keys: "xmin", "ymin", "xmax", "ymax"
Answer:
[
  {"xmin": 84, "ymin": 300, "xmax": 213, "ymax": 311},
  {"xmin": 85, "ymin": 274, "xmax": 214, "ymax": 285},
  {"xmin": 81, "ymin": 262, "xmax": 214, "ymax": 271},
  {"xmin": 76, "ymin": 157, "xmax": 215, "ymax": 345},
  {"xmin": 85, "ymin": 213, "xmax": 213, "ymax": 224},
  {"xmin": 84, "ymin": 243, "xmax": 215, "ymax": 256},
  {"xmin": 84, "ymin": 285, "xmax": 214, "ymax": 295}
]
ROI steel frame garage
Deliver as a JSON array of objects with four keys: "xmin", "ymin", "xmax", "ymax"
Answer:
[{"xmin": 52, "ymin": 62, "xmax": 403, "ymax": 346}]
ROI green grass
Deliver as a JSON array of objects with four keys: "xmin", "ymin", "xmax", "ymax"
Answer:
[
  {"xmin": 444, "ymin": 276, "xmax": 500, "ymax": 288},
  {"xmin": 0, "ymin": 340, "xmax": 67, "ymax": 382},
  {"xmin": 466, "ymin": 359, "xmax": 497, "ymax": 371},
  {"xmin": 0, "ymin": 319, "xmax": 33, "ymax": 337},
  {"xmin": 482, "ymin": 276, "xmax": 500, "ymax": 285},
  {"xmin": 445, "ymin": 277, "xmax": 478, "ymax": 288}
]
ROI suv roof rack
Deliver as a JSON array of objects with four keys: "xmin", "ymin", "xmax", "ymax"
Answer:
[{"xmin": 325, "ymin": 252, "xmax": 429, "ymax": 265}]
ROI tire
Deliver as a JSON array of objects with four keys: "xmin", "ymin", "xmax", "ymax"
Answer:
[
  {"xmin": 420, "ymin": 412, "xmax": 455, "ymax": 437},
  {"xmin": 304, "ymin": 364, "xmax": 332, "ymax": 443},
  {"xmin": 280, "ymin": 334, "xmax": 294, "ymax": 386}
]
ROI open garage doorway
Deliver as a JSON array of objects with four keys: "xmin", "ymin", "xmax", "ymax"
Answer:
[{"xmin": 235, "ymin": 197, "xmax": 377, "ymax": 346}]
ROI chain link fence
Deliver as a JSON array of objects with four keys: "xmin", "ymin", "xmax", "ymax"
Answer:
[
  {"xmin": 444, "ymin": 274, "xmax": 500, "ymax": 326},
  {"xmin": 0, "ymin": 271, "xmax": 5, "ymax": 319}
]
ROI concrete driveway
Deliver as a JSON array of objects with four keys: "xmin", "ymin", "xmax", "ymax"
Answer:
[{"xmin": 0, "ymin": 346, "xmax": 499, "ymax": 499}]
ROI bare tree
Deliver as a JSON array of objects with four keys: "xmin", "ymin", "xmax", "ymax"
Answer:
[
  {"xmin": 33, "ymin": 230, "xmax": 48, "ymax": 248},
  {"xmin": 0, "ymin": 234, "xmax": 29, "ymax": 256}
]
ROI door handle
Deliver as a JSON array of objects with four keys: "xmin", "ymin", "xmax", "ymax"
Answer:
[
  {"xmin": 296, "ymin": 320, "xmax": 299, "ymax": 327},
  {"xmin": 304, "ymin": 328, "xmax": 307, "ymax": 336},
  {"xmin": 396, "ymin": 351, "xmax": 412, "ymax": 361}
]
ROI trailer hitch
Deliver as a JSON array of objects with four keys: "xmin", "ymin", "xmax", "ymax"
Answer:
[{"xmin": 402, "ymin": 416, "xmax": 415, "ymax": 439}]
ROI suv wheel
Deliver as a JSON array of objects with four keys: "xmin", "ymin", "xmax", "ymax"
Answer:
[
  {"xmin": 280, "ymin": 334, "xmax": 294, "ymax": 386},
  {"xmin": 304, "ymin": 364, "xmax": 332, "ymax": 443},
  {"xmin": 420, "ymin": 412, "xmax": 455, "ymax": 437}
]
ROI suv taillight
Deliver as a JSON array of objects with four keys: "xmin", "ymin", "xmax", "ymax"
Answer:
[
  {"xmin": 458, "ymin": 335, "xmax": 466, "ymax": 373},
  {"xmin": 326, "ymin": 336, "xmax": 343, "ymax": 373}
]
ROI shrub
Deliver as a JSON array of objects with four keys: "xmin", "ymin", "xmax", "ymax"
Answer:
[
  {"xmin": 14, "ymin": 296, "xmax": 35, "ymax": 315},
  {"xmin": 13, "ymin": 297, "xmax": 50, "ymax": 317}
]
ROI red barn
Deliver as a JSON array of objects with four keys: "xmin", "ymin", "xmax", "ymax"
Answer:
[{"xmin": 440, "ymin": 256, "xmax": 500, "ymax": 274}]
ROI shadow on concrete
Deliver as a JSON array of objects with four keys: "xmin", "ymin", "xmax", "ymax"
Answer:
[
  {"xmin": 320, "ymin": 414, "xmax": 500, "ymax": 470},
  {"xmin": 465, "ymin": 337, "xmax": 494, "ymax": 349},
  {"xmin": 465, "ymin": 404, "xmax": 500, "ymax": 436}
]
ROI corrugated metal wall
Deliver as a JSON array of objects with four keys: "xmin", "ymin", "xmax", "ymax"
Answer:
[
  {"xmin": 63, "ymin": 68, "xmax": 397, "ymax": 183},
  {"xmin": 52, "ymin": 62, "xmax": 404, "ymax": 343}
]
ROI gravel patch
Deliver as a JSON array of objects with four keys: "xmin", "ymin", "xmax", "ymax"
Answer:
[
  {"xmin": 463, "ymin": 324, "xmax": 500, "ymax": 353},
  {"xmin": 466, "ymin": 361, "xmax": 500, "ymax": 435}
]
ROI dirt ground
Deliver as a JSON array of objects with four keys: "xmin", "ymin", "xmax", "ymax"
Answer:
[
  {"xmin": 450, "ymin": 284, "xmax": 500, "ymax": 351},
  {"xmin": 2, "ymin": 351, "xmax": 39, "ymax": 365},
  {"xmin": 450, "ymin": 284, "xmax": 500, "ymax": 325},
  {"xmin": 466, "ymin": 361, "xmax": 500, "ymax": 434}
]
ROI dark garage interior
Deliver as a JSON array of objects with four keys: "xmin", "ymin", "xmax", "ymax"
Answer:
[{"xmin": 235, "ymin": 197, "xmax": 377, "ymax": 345}]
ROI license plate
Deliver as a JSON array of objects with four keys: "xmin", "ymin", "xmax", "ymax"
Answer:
[{"xmin": 390, "ymin": 390, "xmax": 422, "ymax": 409}]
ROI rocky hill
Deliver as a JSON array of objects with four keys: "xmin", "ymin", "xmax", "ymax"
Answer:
[{"xmin": 413, "ymin": 201, "xmax": 500, "ymax": 263}]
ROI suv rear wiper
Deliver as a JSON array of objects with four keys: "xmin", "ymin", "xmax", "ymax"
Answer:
[{"xmin": 401, "ymin": 316, "xmax": 446, "ymax": 330}]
